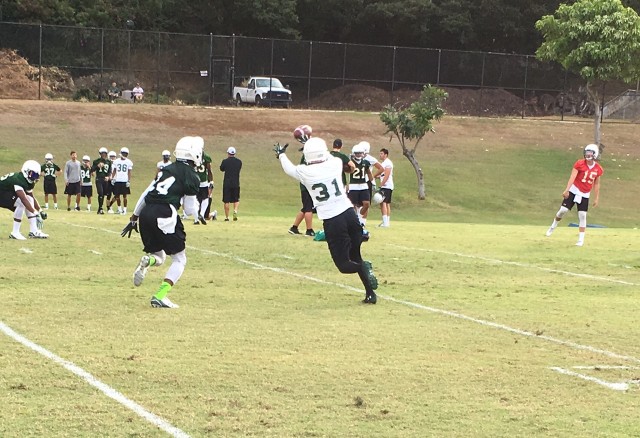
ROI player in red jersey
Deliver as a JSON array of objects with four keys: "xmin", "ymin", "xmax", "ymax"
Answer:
[{"xmin": 545, "ymin": 144, "xmax": 604, "ymax": 246}]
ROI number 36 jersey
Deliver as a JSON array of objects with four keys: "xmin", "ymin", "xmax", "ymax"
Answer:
[
  {"xmin": 280, "ymin": 155, "xmax": 353, "ymax": 220},
  {"xmin": 144, "ymin": 162, "xmax": 200, "ymax": 209}
]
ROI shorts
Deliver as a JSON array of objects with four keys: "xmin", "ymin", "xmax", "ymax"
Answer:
[
  {"xmin": 348, "ymin": 189, "xmax": 371, "ymax": 206},
  {"xmin": 380, "ymin": 188, "xmax": 393, "ymax": 204},
  {"xmin": 222, "ymin": 186, "xmax": 240, "ymax": 203},
  {"xmin": 561, "ymin": 192, "xmax": 589, "ymax": 212},
  {"xmin": 299, "ymin": 188, "xmax": 315, "ymax": 213},
  {"xmin": 198, "ymin": 186, "xmax": 210, "ymax": 203},
  {"xmin": 43, "ymin": 178, "xmax": 58, "ymax": 195},
  {"xmin": 81, "ymin": 185, "xmax": 93, "ymax": 198},
  {"xmin": 64, "ymin": 181, "xmax": 81, "ymax": 195},
  {"xmin": 113, "ymin": 182, "xmax": 130, "ymax": 196},
  {"xmin": 139, "ymin": 203, "xmax": 186, "ymax": 255},
  {"xmin": 0, "ymin": 191, "xmax": 18, "ymax": 211}
]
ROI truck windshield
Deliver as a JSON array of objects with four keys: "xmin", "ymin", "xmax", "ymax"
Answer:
[{"xmin": 256, "ymin": 78, "xmax": 284, "ymax": 88}]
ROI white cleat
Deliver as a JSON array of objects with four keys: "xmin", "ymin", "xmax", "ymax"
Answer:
[
  {"xmin": 28, "ymin": 231, "xmax": 49, "ymax": 239},
  {"xmin": 9, "ymin": 232, "xmax": 27, "ymax": 240},
  {"xmin": 133, "ymin": 255, "xmax": 150, "ymax": 287},
  {"xmin": 150, "ymin": 297, "xmax": 179, "ymax": 308},
  {"xmin": 545, "ymin": 227, "xmax": 554, "ymax": 237},
  {"xmin": 575, "ymin": 240, "xmax": 584, "ymax": 247}
]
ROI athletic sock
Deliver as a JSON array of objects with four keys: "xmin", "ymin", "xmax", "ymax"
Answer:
[
  {"xmin": 153, "ymin": 281, "xmax": 172, "ymax": 300},
  {"xmin": 148, "ymin": 255, "xmax": 157, "ymax": 267}
]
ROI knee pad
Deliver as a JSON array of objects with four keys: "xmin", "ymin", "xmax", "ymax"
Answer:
[
  {"xmin": 578, "ymin": 211, "xmax": 587, "ymax": 228},
  {"xmin": 556, "ymin": 206, "xmax": 569, "ymax": 219}
]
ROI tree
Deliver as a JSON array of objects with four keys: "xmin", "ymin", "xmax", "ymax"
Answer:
[
  {"xmin": 536, "ymin": 0, "xmax": 640, "ymax": 144},
  {"xmin": 379, "ymin": 85, "xmax": 447, "ymax": 200}
]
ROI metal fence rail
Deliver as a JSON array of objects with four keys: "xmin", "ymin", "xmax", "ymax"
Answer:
[{"xmin": 0, "ymin": 21, "xmax": 636, "ymax": 119}]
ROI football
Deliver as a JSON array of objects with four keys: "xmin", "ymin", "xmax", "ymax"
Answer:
[{"xmin": 293, "ymin": 124, "xmax": 312, "ymax": 142}]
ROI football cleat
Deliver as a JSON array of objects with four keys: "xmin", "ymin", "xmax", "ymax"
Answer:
[
  {"xmin": 133, "ymin": 255, "xmax": 150, "ymax": 287},
  {"xmin": 362, "ymin": 260, "xmax": 378, "ymax": 290},
  {"xmin": 233, "ymin": 211, "xmax": 238, "ymax": 221},
  {"xmin": 545, "ymin": 227, "xmax": 554, "ymax": 237},
  {"xmin": 210, "ymin": 210, "xmax": 217, "ymax": 221},
  {"xmin": 150, "ymin": 296, "xmax": 179, "ymax": 308},
  {"xmin": 28, "ymin": 231, "xmax": 49, "ymax": 239},
  {"xmin": 362, "ymin": 293, "xmax": 377, "ymax": 304},
  {"xmin": 576, "ymin": 240, "xmax": 584, "ymax": 247},
  {"xmin": 288, "ymin": 226, "xmax": 301, "ymax": 235},
  {"xmin": 305, "ymin": 229, "xmax": 316, "ymax": 237},
  {"xmin": 9, "ymin": 232, "xmax": 27, "ymax": 240}
]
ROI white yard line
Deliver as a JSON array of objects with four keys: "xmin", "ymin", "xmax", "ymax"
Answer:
[
  {"xmin": 0, "ymin": 321, "xmax": 190, "ymax": 438},
  {"xmin": 549, "ymin": 367, "xmax": 629, "ymax": 392},
  {"xmin": 389, "ymin": 244, "xmax": 638, "ymax": 286}
]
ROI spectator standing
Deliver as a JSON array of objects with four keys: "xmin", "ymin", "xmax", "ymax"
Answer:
[
  {"xmin": 80, "ymin": 155, "xmax": 94, "ymax": 211},
  {"xmin": 375, "ymin": 148, "xmax": 394, "ymax": 228},
  {"xmin": 107, "ymin": 81, "xmax": 121, "ymax": 103},
  {"xmin": 64, "ymin": 151, "xmax": 82, "ymax": 211},
  {"xmin": 92, "ymin": 147, "xmax": 112, "ymax": 214},
  {"xmin": 220, "ymin": 147, "xmax": 242, "ymax": 221},
  {"xmin": 41, "ymin": 153, "xmax": 61, "ymax": 209},
  {"xmin": 132, "ymin": 83, "xmax": 144, "ymax": 103}
]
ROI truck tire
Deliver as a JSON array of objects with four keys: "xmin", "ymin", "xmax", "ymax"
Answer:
[
  {"xmin": 255, "ymin": 95, "xmax": 262, "ymax": 106},
  {"xmin": 235, "ymin": 94, "xmax": 242, "ymax": 106}
]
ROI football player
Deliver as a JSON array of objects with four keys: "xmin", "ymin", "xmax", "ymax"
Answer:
[
  {"xmin": 92, "ymin": 147, "xmax": 112, "ymax": 214},
  {"xmin": 545, "ymin": 143, "xmax": 604, "ymax": 246},
  {"xmin": 275, "ymin": 137, "xmax": 379, "ymax": 304},
  {"xmin": 107, "ymin": 147, "xmax": 133, "ymax": 215},
  {"xmin": 122, "ymin": 136, "xmax": 203, "ymax": 308},
  {"xmin": 0, "ymin": 160, "xmax": 49, "ymax": 239},
  {"xmin": 105, "ymin": 151, "xmax": 117, "ymax": 213},
  {"xmin": 348, "ymin": 143, "xmax": 372, "ymax": 227},
  {"xmin": 41, "ymin": 153, "xmax": 61, "ymax": 209}
]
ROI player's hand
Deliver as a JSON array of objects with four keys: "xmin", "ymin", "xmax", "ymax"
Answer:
[
  {"xmin": 121, "ymin": 220, "xmax": 139, "ymax": 238},
  {"xmin": 35, "ymin": 213, "xmax": 44, "ymax": 230},
  {"xmin": 562, "ymin": 190, "xmax": 569, "ymax": 199},
  {"xmin": 209, "ymin": 181, "xmax": 214, "ymax": 189},
  {"xmin": 39, "ymin": 211, "xmax": 48, "ymax": 220},
  {"xmin": 273, "ymin": 142, "xmax": 289, "ymax": 159},
  {"xmin": 126, "ymin": 181, "xmax": 130, "ymax": 188},
  {"xmin": 111, "ymin": 179, "xmax": 116, "ymax": 186}
]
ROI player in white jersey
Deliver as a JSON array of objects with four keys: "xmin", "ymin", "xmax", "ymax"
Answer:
[
  {"xmin": 107, "ymin": 147, "xmax": 133, "ymax": 214},
  {"xmin": 276, "ymin": 137, "xmax": 379, "ymax": 304},
  {"xmin": 157, "ymin": 150, "xmax": 172, "ymax": 172},
  {"xmin": 374, "ymin": 148, "xmax": 394, "ymax": 227}
]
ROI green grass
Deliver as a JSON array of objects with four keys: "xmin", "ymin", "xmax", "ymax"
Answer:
[{"xmin": 1, "ymin": 102, "xmax": 640, "ymax": 437}]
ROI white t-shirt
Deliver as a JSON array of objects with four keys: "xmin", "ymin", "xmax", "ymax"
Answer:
[
  {"xmin": 112, "ymin": 158, "xmax": 133, "ymax": 182},
  {"xmin": 132, "ymin": 86, "xmax": 144, "ymax": 96},
  {"xmin": 280, "ymin": 155, "xmax": 353, "ymax": 220},
  {"xmin": 379, "ymin": 158, "xmax": 394, "ymax": 190},
  {"xmin": 364, "ymin": 154, "xmax": 379, "ymax": 182},
  {"xmin": 157, "ymin": 160, "xmax": 171, "ymax": 170}
]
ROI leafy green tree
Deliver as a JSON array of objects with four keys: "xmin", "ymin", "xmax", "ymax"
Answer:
[
  {"xmin": 536, "ymin": 0, "xmax": 640, "ymax": 143},
  {"xmin": 379, "ymin": 85, "xmax": 447, "ymax": 200}
]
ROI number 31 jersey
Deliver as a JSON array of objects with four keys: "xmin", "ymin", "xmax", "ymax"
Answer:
[{"xmin": 144, "ymin": 162, "xmax": 200, "ymax": 209}]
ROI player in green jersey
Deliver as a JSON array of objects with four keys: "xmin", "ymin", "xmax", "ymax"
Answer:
[
  {"xmin": 0, "ymin": 160, "xmax": 49, "ymax": 239},
  {"xmin": 92, "ymin": 147, "xmax": 112, "ymax": 214},
  {"xmin": 121, "ymin": 136, "xmax": 203, "ymax": 308}
]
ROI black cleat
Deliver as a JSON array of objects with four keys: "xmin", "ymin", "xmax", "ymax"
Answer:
[
  {"xmin": 362, "ymin": 293, "xmax": 377, "ymax": 304},
  {"xmin": 288, "ymin": 226, "xmax": 301, "ymax": 235}
]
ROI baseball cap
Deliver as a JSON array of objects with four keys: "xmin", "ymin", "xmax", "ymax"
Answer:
[
  {"xmin": 227, "ymin": 147, "xmax": 236, "ymax": 155},
  {"xmin": 333, "ymin": 139, "xmax": 342, "ymax": 148}
]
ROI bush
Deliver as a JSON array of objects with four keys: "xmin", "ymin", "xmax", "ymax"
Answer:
[{"xmin": 73, "ymin": 88, "xmax": 97, "ymax": 101}]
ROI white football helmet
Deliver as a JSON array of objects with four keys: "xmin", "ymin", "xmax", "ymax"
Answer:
[
  {"xmin": 99, "ymin": 147, "xmax": 108, "ymax": 154},
  {"xmin": 22, "ymin": 160, "xmax": 41, "ymax": 183},
  {"xmin": 352, "ymin": 144, "xmax": 365, "ymax": 162},
  {"xmin": 303, "ymin": 137, "xmax": 330, "ymax": 164},
  {"xmin": 44, "ymin": 153, "xmax": 53, "ymax": 161},
  {"xmin": 174, "ymin": 136, "xmax": 204, "ymax": 167},
  {"xmin": 108, "ymin": 151, "xmax": 117, "ymax": 159},
  {"xmin": 372, "ymin": 191, "xmax": 384, "ymax": 205},
  {"xmin": 162, "ymin": 150, "xmax": 171, "ymax": 158},
  {"xmin": 584, "ymin": 144, "xmax": 599, "ymax": 160},
  {"xmin": 120, "ymin": 147, "xmax": 129, "ymax": 156},
  {"xmin": 360, "ymin": 141, "xmax": 371, "ymax": 154},
  {"xmin": 82, "ymin": 155, "xmax": 91, "ymax": 162}
]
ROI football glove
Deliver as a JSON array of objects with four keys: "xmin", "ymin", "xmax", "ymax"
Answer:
[
  {"xmin": 40, "ymin": 211, "xmax": 48, "ymax": 220},
  {"xmin": 111, "ymin": 179, "xmax": 116, "ymax": 186},
  {"xmin": 35, "ymin": 213, "xmax": 44, "ymax": 230},
  {"xmin": 126, "ymin": 181, "xmax": 130, "ymax": 188},
  {"xmin": 121, "ymin": 220, "xmax": 139, "ymax": 238},
  {"xmin": 273, "ymin": 142, "xmax": 289, "ymax": 159},
  {"xmin": 208, "ymin": 181, "xmax": 214, "ymax": 189}
]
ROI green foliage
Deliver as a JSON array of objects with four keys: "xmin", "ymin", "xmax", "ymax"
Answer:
[
  {"xmin": 535, "ymin": 0, "xmax": 640, "ymax": 83},
  {"xmin": 72, "ymin": 87, "xmax": 97, "ymax": 101}
]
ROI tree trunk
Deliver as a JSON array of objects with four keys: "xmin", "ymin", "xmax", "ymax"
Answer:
[
  {"xmin": 402, "ymin": 149, "xmax": 426, "ymax": 200},
  {"xmin": 593, "ymin": 104, "xmax": 602, "ymax": 145}
]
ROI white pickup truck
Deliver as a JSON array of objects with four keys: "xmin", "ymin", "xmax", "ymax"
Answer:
[{"xmin": 233, "ymin": 76, "xmax": 292, "ymax": 108}]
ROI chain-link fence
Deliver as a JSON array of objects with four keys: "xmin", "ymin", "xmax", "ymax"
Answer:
[{"xmin": 1, "ymin": 21, "xmax": 638, "ymax": 119}]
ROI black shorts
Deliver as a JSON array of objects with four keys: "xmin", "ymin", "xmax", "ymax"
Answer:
[
  {"xmin": 43, "ymin": 178, "xmax": 58, "ymax": 195},
  {"xmin": 139, "ymin": 203, "xmax": 186, "ymax": 255},
  {"xmin": 223, "ymin": 186, "xmax": 240, "ymax": 203},
  {"xmin": 81, "ymin": 185, "xmax": 93, "ymax": 198},
  {"xmin": 348, "ymin": 189, "xmax": 371, "ymax": 206},
  {"xmin": 380, "ymin": 188, "xmax": 393, "ymax": 203},
  {"xmin": 198, "ymin": 186, "xmax": 210, "ymax": 203},
  {"xmin": 64, "ymin": 181, "xmax": 81, "ymax": 195},
  {"xmin": 113, "ymin": 182, "xmax": 130, "ymax": 196},
  {"xmin": 300, "ymin": 188, "xmax": 315, "ymax": 213},
  {"xmin": 561, "ymin": 193, "xmax": 590, "ymax": 212},
  {"xmin": 0, "ymin": 191, "xmax": 18, "ymax": 211}
]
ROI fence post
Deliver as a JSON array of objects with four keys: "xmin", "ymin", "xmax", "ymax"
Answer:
[
  {"xmin": 307, "ymin": 41, "xmax": 313, "ymax": 107},
  {"xmin": 342, "ymin": 43, "xmax": 347, "ymax": 86},
  {"xmin": 231, "ymin": 34, "xmax": 236, "ymax": 97},
  {"xmin": 479, "ymin": 52, "xmax": 486, "ymax": 116},
  {"xmin": 156, "ymin": 31, "xmax": 160, "ymax": 104},
  {"xmin": 436, "ymin": 49, "xmax": 441, "ymax": 86},
  {"xmin": 521, "ymin": 55, "xmax": 529, "ymax": 119},
  {"xmin": 100, "ymin": 28, "xmax": 104, "ymax": 101},
  {"xmin": 209, "ymin": 33, "xmax": 214, "ymax": 106},
  {"xmin": 38, "ymin": 24, "xmax": 42, "ymax": 100},
  {"xmin": 390, "ymin": 46, "xmax": 396, "ymax": 106}
]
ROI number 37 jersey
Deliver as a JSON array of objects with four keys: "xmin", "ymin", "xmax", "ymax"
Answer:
[
  {"xmin": 281, "ymin": 155, "xmax": 353, "ymax": 220},
  {"xmin": 144, "ymin": 162, "xmax": 200, "ymax": 209}
]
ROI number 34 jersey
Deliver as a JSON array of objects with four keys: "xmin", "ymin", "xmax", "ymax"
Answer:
[
  {"xmin": 281, "ymin": 155, "xmax": 353, "ymax": 220},
  {"xmin": 144, "ymin": 162, "xmax": 200, "ymax": 209}
]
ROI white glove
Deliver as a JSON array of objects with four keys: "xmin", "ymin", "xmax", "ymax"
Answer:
[
  {"xmin": 126, "ymin": 181, "xmax": 130, "ymax": 188},
  {"xmin": 111, "ymin": 179, "xmax": 116, "ymax": 186},
  {"xmin": 35, "ymin": 213, "xmax": 44, "ymax": 230}
]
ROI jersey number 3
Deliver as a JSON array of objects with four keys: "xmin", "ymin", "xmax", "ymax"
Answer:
[{"xmin": 311, "ymin": 178, "xmax": 342, "ymax": 202}]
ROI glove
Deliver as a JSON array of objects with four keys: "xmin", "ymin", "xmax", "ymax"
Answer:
[
  {"xmin": 120, "ymin": 220, "xmax": 139, "ymax": 238},
  {"xmin": 208, "ymin": 181, "xmax": 214, "ymax": 189},
  {"xmin": 126, "ymin": 181, "xmax": 130, "ymax": 188},
  {"xmin": 40, "ymin": 211, "xmax": 48, "ymax": 220},
  {"xmin": 273, "ymin": 142, "xmax": 289, "ymax": 159},
  {"xmin": 111, "ymin": 179, "xmax": 116, "ymax": 186},
  {"xmin": 35, "ymin": 213, "xmax": 44, "ymax": 230}
]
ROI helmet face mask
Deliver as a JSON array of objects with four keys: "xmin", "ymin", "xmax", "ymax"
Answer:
[
  {"xmin": 161, "ymin": 150, "xmax": 171, "ymax": 159},
  {"xmin": 22, "ymin": 160, "xmax": 41, "ymax": 183},
  {"xmin": 99, "ymin": 147, "xmax": 108, "ymax": 155},
  {"xmin": 303, "ymin": 137, "xmax": 329, "ymax": 164},
  {"xmin": 120, "ymin": 147, "xmax": 129, "ymax": 157},
  {"xmin": 108, "ymin": 151, "xmax": 117, "ymax": 160},
  {"xmin": 351, "ymin": 144, "xmax": 365, "ymax": 163},
  {"xmin": 44, "ymin": 153, "xmax": 53, "ymax": 161},
  {"xmin": 584, "ymin": 144, "xmax": 599, "ymax": 161}
]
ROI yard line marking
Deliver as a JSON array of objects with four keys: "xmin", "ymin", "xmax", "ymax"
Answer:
[
  {"xmin": 549, "ymin": 367, "xmax": 629, "ymax": 391},
  {"xmin": 0, "ymin": 322, "xmax": 190, "ymax": 437},
  {"xmin": 389, "ymin": 244, "xmax": 637, "ymax": 286},
  {"xmin": 19, "ymin": 247, "xmax": 33, "ymax": 254},
  {"xmin": 572, "ymin": 365, "xmax": 640, "ymax": 370},
  {"xmin": 66, "ymin": 222, "xmax": 640, "ymax": 366}
]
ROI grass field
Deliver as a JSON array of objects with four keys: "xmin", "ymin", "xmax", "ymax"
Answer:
[{"xmin": 1, "ymin": 100, "xmax": 640, "ymax": 437}]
